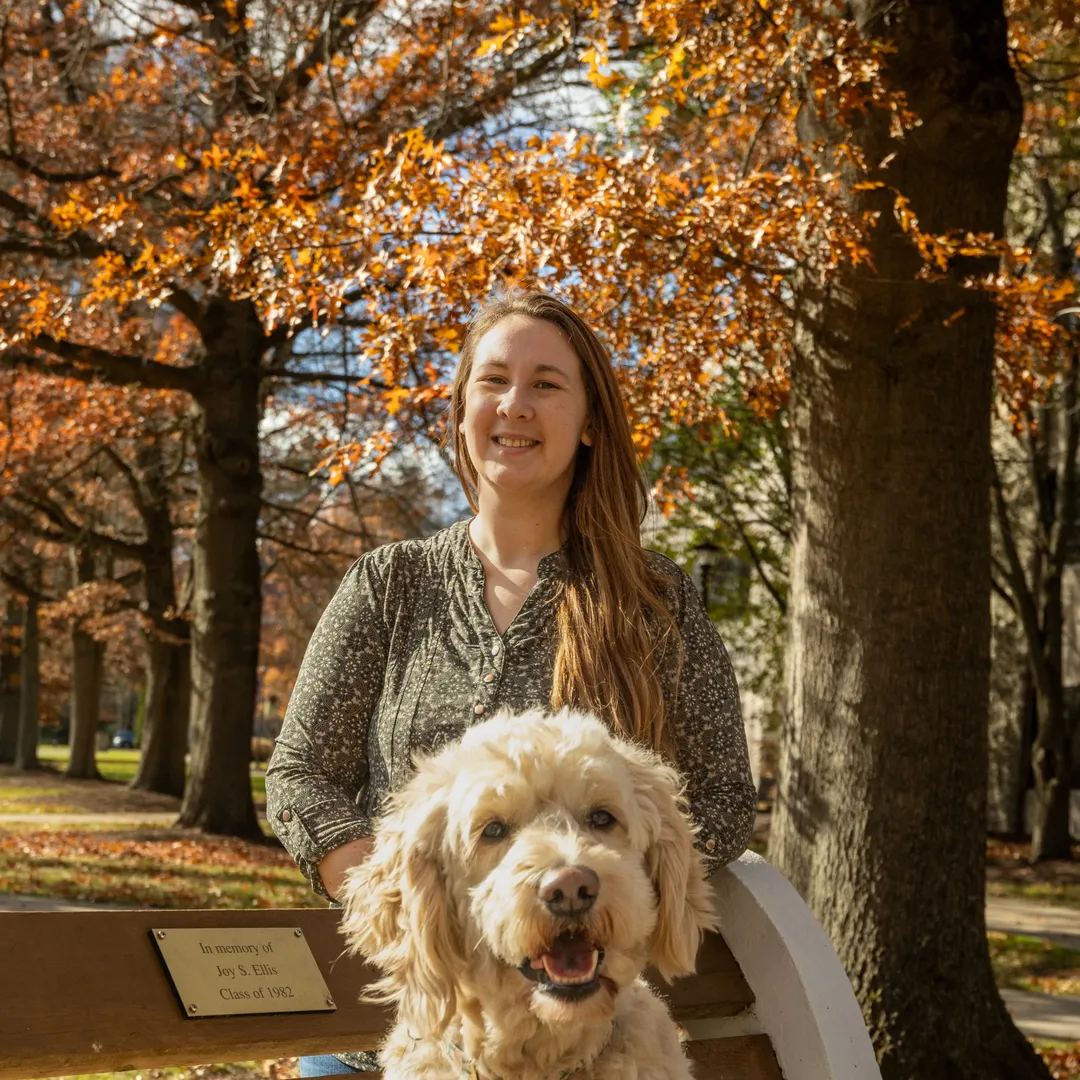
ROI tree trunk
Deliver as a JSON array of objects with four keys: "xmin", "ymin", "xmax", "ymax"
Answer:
[
  {"xmin": 769, "ymin": 3, "xmax": 1041, "ymax": 1078},
  {"xmin": 177, "ymin": 297, "xmax": 264, "ymax": 838},
  {"xmin": 134, "ymin": 637, "xmax": 190, "ymax": 797},
  {"xmin": 15, "ymin": 594, "xmax": 39, "ymax": 771},
  {"xmin": 1016, "ymin": 673, "xmax": 1035, "ymax": 837},
  {"xmin": 67, "ymin": 544, "xmax": 103, "ymax": 780},
  {"xmin": 0, "ymin": 595, "xmax": 23, "ymax": 764},
  {"xmin": 1026, "ymin": 238, "xmax": 1079, "ymax": 859},
  {"xmin": 131, "ymin": 440, "xmax": 191, "ymax": 797},
  {"xmin": 1031, "ymin": 679, "xmax": 1072, "ymax": 860}
]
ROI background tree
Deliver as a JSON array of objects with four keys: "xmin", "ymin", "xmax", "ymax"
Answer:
[
  {"xmin": 0, "ymin": 0, "xmax": 607, "ymax": 837},
  {"xmin": 760, "ymin": 2, "xmax": 1039, "ymax": 1075},
  {"xmin": 991, "ymin": 7, "xmax": 1080, "ymax": 861},
  {"xmin": 0, "ymin": 365, "xmax": 191, "ymax": 791},
  {"xmin": 649, "ymin": 394, "xmax": 791, "ymax": 769},
  {"xmin": 0, "ymin": 592, "xmax": 21, "ymax": 765}
]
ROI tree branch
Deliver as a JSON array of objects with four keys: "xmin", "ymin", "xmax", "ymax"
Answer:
[
  {"xmin": 426, "ymin": 35, "xmax": 574, "ymax": 143},
  {"xmin": 3, "ymin": 337, "xmax": 203, "ymax": 394},
  {"xmin": 256, "ymin": 529, "xmax": 360, "ymax": 559},
  {"xmin": 0, "ymin": 190, "xmax": 117, "ymax": 261},
  {"xmin": 274, "ymin": 0, "xmax": 381, "ymax": 108},
  {"xmin": 992, "ymin": 458, "xmax": 1050, "ymax": 698},
  {"xmin": 716, "ymin": 483, "xmax": 787, "ymax": 615},
  {"xmin": 0, "ymin": 150, "xmax": 120, "ymax": 184}
]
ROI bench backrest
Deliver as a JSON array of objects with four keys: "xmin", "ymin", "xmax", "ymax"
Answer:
[{"xmin": 0, "ymin": 907, "xmax": 779, "ymax": 1080}]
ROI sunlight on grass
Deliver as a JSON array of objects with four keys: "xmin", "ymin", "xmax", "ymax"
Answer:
[
  {"xmin": 0, "ymin": 832, "xmax": 316, "ymax": 909},
  {"xmin": 988, "ymin": 881, "xmax": 1080, "ymax": 911},
  {"xmin": 9, "ymin": 748, "xmax": 266, "ymax": 799},
  {"xmin": 989, "ymin": 931, "xmax": 1080, "ymax": 995},
  {"xmin": 1034, "ymin": 1040, "xmax": 1080, "ymax": 1079},
  {"xmin": 2, "ymin": 819, "xmax": 173, "ymax": 833},
  {"xmin": 0, "ymin": 786, "xmax": 82, "ymax": 814},
  {"xmin": 27, "ymin": 1061, "xmax": 297, "ymax": 1080}
]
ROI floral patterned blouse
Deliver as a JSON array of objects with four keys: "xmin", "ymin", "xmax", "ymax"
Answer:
[{"xmin": 265, "ymin": 518, "xmax": 755, "ymax": 1070}]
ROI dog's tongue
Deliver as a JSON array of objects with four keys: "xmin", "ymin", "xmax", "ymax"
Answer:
[{"xmin": 537, "ymin": 931, "xmax": 597, "ymax": 980}]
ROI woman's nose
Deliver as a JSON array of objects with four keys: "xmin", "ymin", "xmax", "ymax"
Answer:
[{"xmin": 497, "ymin": 385, "xmax": 533, "ymax": 419}]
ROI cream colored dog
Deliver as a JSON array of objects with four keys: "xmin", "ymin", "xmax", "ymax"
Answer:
[{"xmin": 339, "ymin": 708, "xmax": 718, "ymax": 1080}]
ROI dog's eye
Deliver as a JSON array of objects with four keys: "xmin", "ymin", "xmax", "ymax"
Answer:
[
  {"xmin": 480, "ymin": 819, "xmax": 509, "ymax": 841},
  {"xmin": 588, "ymin": 809, "xmax": 616, "ymax": 830}
]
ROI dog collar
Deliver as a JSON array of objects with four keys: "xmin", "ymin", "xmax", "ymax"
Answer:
[{"xmin": 444, "ymin": 1025, "xmax": 614, "ymax": 1080}]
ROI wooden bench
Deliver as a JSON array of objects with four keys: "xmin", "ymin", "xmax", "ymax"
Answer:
[{"xmin": 0, "ymin": 853, "xmax": 881, "ymax": 1080}]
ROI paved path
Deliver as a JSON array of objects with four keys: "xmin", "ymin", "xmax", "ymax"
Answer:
[
  {"xmin": 1001, "ymin": 987, "xmax": 1080, "ymax": 1043},
  {"xmin": 986, "ymin": 895, "xmax": 1080, "ymax": 950},
  {"xmin": 0, "ymin": 893, "xmax": 134, "ymax": 911}
]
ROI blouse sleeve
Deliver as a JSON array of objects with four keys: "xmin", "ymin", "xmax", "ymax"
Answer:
[
  {"xmin": 668, "ymin": 567, "xmax": 756, "ymax": 873},
  {"xmin": 265, "ymin": 552, "xmax": 389, "ymax": 898}
]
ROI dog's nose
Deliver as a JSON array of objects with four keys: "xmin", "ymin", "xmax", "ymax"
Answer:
[{"xmin": 539, "ymin": 866, "xmax": 599, "ymax": 915}]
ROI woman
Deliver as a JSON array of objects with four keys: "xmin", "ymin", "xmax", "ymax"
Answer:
[{"xmin": 265, "ymin": 290, "xmax": 756, "ymax": 1075}]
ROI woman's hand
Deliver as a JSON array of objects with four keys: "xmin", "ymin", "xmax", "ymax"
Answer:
[{"xmin": 319, "ymin": 836, "xmax": 374, "ymax": 901}]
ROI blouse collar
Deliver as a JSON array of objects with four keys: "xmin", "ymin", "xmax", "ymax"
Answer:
[{"xmin": 453, "ymin": 518, "xmax": 568, "ymax": 582}]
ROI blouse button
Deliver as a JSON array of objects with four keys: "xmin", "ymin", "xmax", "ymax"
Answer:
[
  {"xmin": 474, "ymin": 704, "xmax": 486, "ymax": 715},
  {"xmin": 280, "ymin": 809, "xmax": 292, "ymax": 823},
  {"xmin": 705, "ymin": 838, "xmax": 716, "ymax": 852},
  {"xmin": 491, "ymin": 642, "xmax": 501, "ymax": 657},
  {"xmin": 483, "ymin": 672, "xmax": 495, "ymax": 683}
]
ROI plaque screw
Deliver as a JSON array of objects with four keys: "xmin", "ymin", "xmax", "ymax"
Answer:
[
  {"xmin": 294, "ymin": 929, "xmax": 303, "ymax": 937},
  {"xmin": 188, "ymin": 1004, "xmax": 198, "ymax": 1014},
  {"xmin": 326, "ymin": 996, "xmax": 335, "ymax": 1007},
  {"xmin": 157, "ymin": 931, "xmax": 166, "ymax": 939}
]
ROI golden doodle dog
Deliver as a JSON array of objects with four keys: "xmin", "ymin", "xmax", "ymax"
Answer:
[{"xmin": 339, "ymin": 708, "xmax": 718, "ymax": 1079}]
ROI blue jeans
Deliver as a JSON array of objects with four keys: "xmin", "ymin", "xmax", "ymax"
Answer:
[{"xmin": 299, "ymin": 1055, "xmax": 359, "ymax": 1076}]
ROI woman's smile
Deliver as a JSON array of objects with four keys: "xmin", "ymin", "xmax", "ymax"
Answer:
[
  {"xmin": 461, "ymin": 314, "xmax": 591, "ymax": 503},
  {"xmin": 493, "ymin": 435, "xmax": 540, "ymax": 450}
]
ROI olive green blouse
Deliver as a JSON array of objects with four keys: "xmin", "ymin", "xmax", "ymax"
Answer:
[{"xmin": 266, "ymin": 518, "xmax": 755, "ymax": 899}]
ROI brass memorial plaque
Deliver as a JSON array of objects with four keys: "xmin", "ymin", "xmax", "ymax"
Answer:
[{"xmin": 151, "ymin": 927, "xmax": 338, "ymax": 1018}]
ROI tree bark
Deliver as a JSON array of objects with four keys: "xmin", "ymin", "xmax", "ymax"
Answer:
[
  {"xmin": 67, "ymin": 544, "xmax": 103, "ymax": 780},
  {"xmin": 131, "ymin": 440, "xmax": 191, "ymax": 797},
  {"xmin": 769, "ymin": 3, "xmax": 1041, "ymax": 1077},
  {"xmin": 1025, "ymin": 187, "xmax": 1080, "ymax": 860},
  {"xmin": 0, "ymin": 595, "xmax": 22, "ymax": 764},
  {"xmin": 990, "ymin": 344, "xmax": 1079, "ymax": 862},
  {"xmin": 1031, "ymin": 597, "xmax": 1072, "ymax": 859},
  {"xmin": 14, "ymin": 593, "xmax": 39, "ymax": 771},
  {"xmin": 135, "ymin": 636, "xmax": 191, "ymax": 797},
  {"xmin": 177, "ymin": 297, "xmax": 264, "ymax": 838},
  {"xmin": 1016, "ymin": 673, "xmax": 1035, "ymax": 837}
]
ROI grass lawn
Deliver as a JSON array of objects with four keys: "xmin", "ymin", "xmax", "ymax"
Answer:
[
  {"xmin": 26, "ymin": 1060, "xmax": 298, "ymax": 1080},
  {"xmin": 31, "ymin": 747, "xmax": 267, "ymax": 798},
  {"xmin": 0, "ymin": 784, "xmax": 84, "ymax": 814},
  {"xmin": 0, "ymin": 755, "xmax": 291, "ymax": 907},
  {"xmin": 987, "ymin": 838, "xmax": 1080, "ymax": 910},
  {"xmin": 989, "ymin": 932, "xmax": 1080, "ymax": 995},
  {"xmin": 0, "ymin": 822, "xmax": 316, "ymax": 908}
]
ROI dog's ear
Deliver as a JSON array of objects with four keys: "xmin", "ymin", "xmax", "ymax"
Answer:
[
  {"xmin": 620, "ymin": 746, "xmax": 719, "ymax": 980},
  {"xmin": 339, "ymin": 767, "xmax": 466, "ymax": 1032}
]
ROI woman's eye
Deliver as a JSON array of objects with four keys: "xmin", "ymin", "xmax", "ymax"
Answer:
[
  {"xmin": 481, "ymin": 819, "xmax": 509, "ymax": 841},
  {"xmin": 588, "ymin": 809, "xmax": 616, "ymax": 830}
]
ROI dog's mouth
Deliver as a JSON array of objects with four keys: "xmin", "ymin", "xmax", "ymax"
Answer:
[{"xmin": 518, "ymin": 930, "xmax": 603, "ymax": 1001}]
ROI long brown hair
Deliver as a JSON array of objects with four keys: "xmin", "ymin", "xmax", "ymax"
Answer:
[{"xmin": 448, "ymin": 290, "xmax": 680, "ymax": 752}]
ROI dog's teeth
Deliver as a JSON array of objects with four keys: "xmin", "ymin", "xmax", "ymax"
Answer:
[{"xmin": 540, "ymin": 949, "xmax": 599, "ymax": 986}]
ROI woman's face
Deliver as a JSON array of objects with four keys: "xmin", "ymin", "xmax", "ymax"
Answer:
[{"xmin": 461, "ymin": 315, "xmax": 592, "ymax": 506}]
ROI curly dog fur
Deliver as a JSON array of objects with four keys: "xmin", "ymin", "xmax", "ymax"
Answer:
[{"xmin": 339, "ymin": 708, "xmax": 718, "ymax": 1079}]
